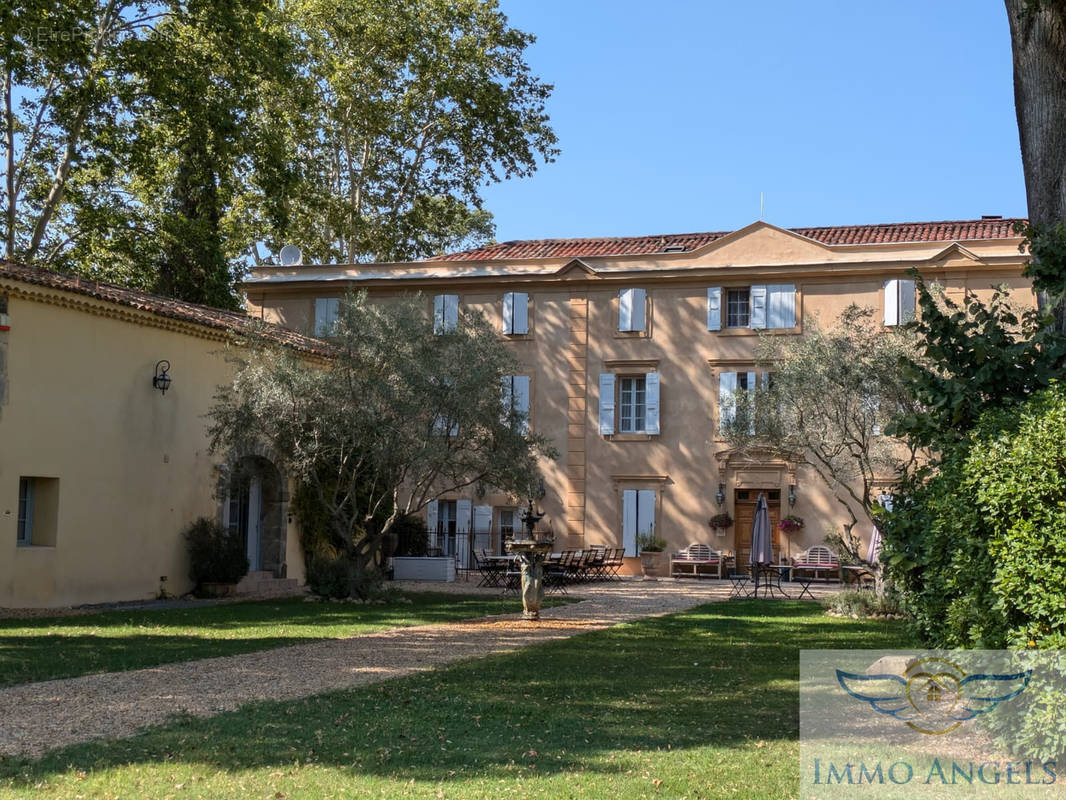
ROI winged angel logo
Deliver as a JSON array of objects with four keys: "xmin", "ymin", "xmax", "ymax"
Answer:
[{"xmin": 837, "ymin": 657, "xmax": 1031, "ymax": 735}]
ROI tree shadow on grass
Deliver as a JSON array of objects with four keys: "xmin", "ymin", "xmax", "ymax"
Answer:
[
  {"xmin": 0, "ymin": 601, "xmax": 916, "ymax": 788},
  {"xmin": 0, "ymin": 592, "xmax": 559, "ymax": 687}
]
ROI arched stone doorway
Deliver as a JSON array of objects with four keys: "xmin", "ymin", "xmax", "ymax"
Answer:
[{"xmin": 220, "ymin": 452, "xmax": 288, "ymax": 577}]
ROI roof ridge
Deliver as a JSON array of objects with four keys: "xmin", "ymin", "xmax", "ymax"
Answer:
[
  {"xmin": 0, "ymin": 260, "xmax": 330, "ymax": 355},
  {"xmin": 426, "ymin": 218, "xmax": 1027, "ymax": 262}
]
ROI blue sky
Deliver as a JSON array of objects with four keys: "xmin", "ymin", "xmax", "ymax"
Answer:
[{"xmin": 482, "ymin": 0, "xmax": 1026, "ymax": 243}]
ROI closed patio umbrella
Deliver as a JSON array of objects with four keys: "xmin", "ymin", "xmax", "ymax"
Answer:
[
  {"xmin": 749, "ymin": 493, "xmax": 779, "ymax": 597},
  {"xmin": 749, "ymin": 493, "xmax": 774, "ymax": 566}
]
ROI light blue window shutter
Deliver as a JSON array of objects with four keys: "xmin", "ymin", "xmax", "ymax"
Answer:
[
  {"xmin": 598, "ymin": 373, "xmax": 616, "ymax": 435},
  {"xmin": 707, "ymin": 287, "xmax": 722, "ymax": 331},
  {"xmin": 473, "ymin": 505, "xmax": 492, "ymax": 551},
  {"xmin": 745, "ymin": 371, "xmax": 757, "ymax": 434},
  {"xmin": 456, "ymin": 499, "xmax": 472, "ymax": 533},
  {"xmin": 899, "ymin": 279, "xmax": 916, "ymax": 324},
  {"xmin": 622, "ymin": 489, "xmax": 638, "ymax": 557},
  {"xmin": 636, "ymin": 490, "xmax": 656, "ymax": 547},
  {"xmin": 514, "ymin": 375, "xmax": 531, "ymax": 433},
  {"xmin": 513, "ymin": 292, "xmax": 529, "ymax": 334},
  {"xmin": 444, "ymin": 295, "xmax": 459, "ymax": 331},
  {"xmin": 426, "ymin": 500, "xmax": 439, "ymax": 549},
  {"xmin": 864, "ymin": 392, "xmax": 882, "ymax": 436},
  {"xmin": 502, "ymin": 292, "xmax": 514, "ymax": 333},
  {"xmin": 719, "ymin": 371, "xmax": 737, "ymax": 432},
  {"xmin": 767, "ymin": 284, "xmax": 796, "ymax": 328},
  {"xmin": 750, "ymin": 285, "xmax": 767, "ymax": 329},
  {"xmin": 433, "ymin": 295, "xmax": 446, "ymax": 334},
  {"xmin": 644, "ymin": 372, "xmax": 660, "ymax": 434},
  {"xmin": 884, "ymin": 279, "xmax": 899, "ymax": 326},
  {"xmin": 618, "ymin": 289, "xmax": 634, "ymax": 331},
  {"xmin": 456, "ymin": 499, "xmax": 472, "ymax": 568},
  {"xmin": 631, "ymin": 288, "xmax": 647, "ymax": 331}
]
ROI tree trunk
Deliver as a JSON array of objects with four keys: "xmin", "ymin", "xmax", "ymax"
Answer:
[
  {"xmin": 1006, "ymin": 0, "xmax": 1066, "ymax": 227},
  {"xmin": 1006, "ymin": 0, "xmax": 1066, "ymax": 328}
]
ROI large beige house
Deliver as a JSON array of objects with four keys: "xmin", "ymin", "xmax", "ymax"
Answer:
[
  {"xmin": 245, "ymin": 218, "xmax": 1035, "ymax": 572},
  {"xmin": 0, "ymin": 217, "xmax": 1037, "ymax": 606}
]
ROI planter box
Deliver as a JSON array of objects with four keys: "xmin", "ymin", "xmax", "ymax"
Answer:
[{"xmin": 391, "ymin": 556, "xmax": 456, "ymax": 582}]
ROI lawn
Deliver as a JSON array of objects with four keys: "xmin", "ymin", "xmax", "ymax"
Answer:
[
  {"xmin": 0, "ymin": 592, "xmax": 565, "ymax": 687},
  {"xmin": 0, "ymin": 600, "xmax": 916, "ymax": 799}
]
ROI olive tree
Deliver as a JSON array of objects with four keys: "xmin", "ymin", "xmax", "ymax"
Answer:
[
  {"xmin": 209, "ymin": 291, "xmax": 555, "ymax": 590},
  {"xmin": 721, "ymin": 306, "xmax": 921, "ymax": 589}
]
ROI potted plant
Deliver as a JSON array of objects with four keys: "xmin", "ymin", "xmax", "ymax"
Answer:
[
  {"xmin": 636, "ymin": 531, "xmax": 668, "ymax": 577},
  {"xmin": 778, "ymin": 515, "xmax": 804, "ymax": 534},
  {"xmin": 708, "ymin": 512, "xmax": 733, "ymax": 534}
]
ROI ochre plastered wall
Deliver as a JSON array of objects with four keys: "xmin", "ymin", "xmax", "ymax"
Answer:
[
  {"xmin": 245, "ymin": 227, "xmax": 1036, "ymax": 562},
  {"xmin": 0, "ymin": 288, "xmax": 306, "ymax": 607}
]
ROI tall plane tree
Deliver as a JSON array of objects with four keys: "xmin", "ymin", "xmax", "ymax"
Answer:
[{"xmin": 1005, "ymin": 0, "xmax": 1066, "ymax": 328}]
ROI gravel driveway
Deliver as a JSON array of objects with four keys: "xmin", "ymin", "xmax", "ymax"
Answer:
[{"xmin": 0, "ymin": 579, "xmax": 834, "ymax": 759}]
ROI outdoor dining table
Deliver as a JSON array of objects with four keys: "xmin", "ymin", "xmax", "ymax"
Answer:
[
  {"xmin": 751, "ymin": 564, "xmax": 790, "ymax": 599},
  {"xmin": 476, "ymin": 555, "xmax": 517, "ymax": 588}
]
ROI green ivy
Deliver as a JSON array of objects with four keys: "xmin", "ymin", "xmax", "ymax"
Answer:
[{"xmin": 1017, "ymin": 220, "xmax": 1066, "ymax": 297}]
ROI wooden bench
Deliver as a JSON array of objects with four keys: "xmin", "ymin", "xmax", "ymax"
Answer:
[
  {"xmin": 670, "ymin": 543, "xmax": 726, "ymax": 579},
  {"xmin": 791, "ymin": 545, "xmax": 841, "ymax": 583}
]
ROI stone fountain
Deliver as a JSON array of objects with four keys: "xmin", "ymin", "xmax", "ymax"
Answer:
[{"xmin": 504, "ymin": 500, "xmax": 553, "ymax": 620}]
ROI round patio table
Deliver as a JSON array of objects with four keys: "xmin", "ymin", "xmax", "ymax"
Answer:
[{"xmin": 752, "ymin": 564, "xmax": 790, "ymax": 599}]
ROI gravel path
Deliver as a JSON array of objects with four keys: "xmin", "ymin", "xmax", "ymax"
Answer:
[{"xmin": 0, "ymin": 579, "xmax": 836, "ymax": 759}]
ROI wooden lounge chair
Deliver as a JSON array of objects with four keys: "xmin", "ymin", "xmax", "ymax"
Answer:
[
  {"xmin": 670, "ymin": 543, "xmax": 725, "ymax": 579},
  {"xmin": 791, "ymin": 545, "xmax": 842, "ymax": 582}
]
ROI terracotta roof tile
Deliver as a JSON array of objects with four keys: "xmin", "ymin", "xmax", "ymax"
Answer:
[
  {"xmin": 0, "ymin": 260, "xmax": 330, "ymax": 356},
  {"xmin": 426, "ymin": 218, "xmax": 1026, "ymax": 262}
]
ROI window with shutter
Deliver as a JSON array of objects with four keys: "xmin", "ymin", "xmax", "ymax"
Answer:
[
  {"xmin": 434, "ymin": 294, "xmax": 459, "ymax": 333},
  {"xmin": 598, "ymin": 374, "xmax": 616, "ymax": 435},
  {"xmin": 726, "ymin": 288, "xmax": 751, "ymax": 328},
  {"xmin": 644, "ymin": 372, "xmax": 660, "ymax": 435},
  {"xmin": 502, "ymin": 292, "xmax": 530, "ymax": 335},
  {"xmin": 618, "ymin": 376, "xmax": 646, "ymax": 433},
  {"xmin": 766, "ymin": 284, "xmax": 796, "ymax": 328},
  {"xmin": 750, "ymin": 285, "xmax": 767, "ymax": 329},
  {"xmin": 314, "ymin": 297, "xmax": 340, "ymax": 337},
  {"xmin": 621, "ymin": 488, "xmax": 655, "ymax": 557},
  {"xmin": 707, "ymin": 287, "xmax": 722, "ymax": 331},
  {"xmin": 718, "ymin": 372, "xmax": 738, "ymax": 431},
  {"xmin": 618, "ymin": 288, "xmax": 647, "ymax": 332},
  {"xmin": 883, "ymin": 280, "xmax": 916, "ymax": 326}
]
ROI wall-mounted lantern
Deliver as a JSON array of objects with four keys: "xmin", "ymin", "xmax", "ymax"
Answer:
[
  {"xmin": 153, "ymin": 360, "xmax": 172, "ymax": 395},
  {"xmin": 788, "ymin": 484, "xmax": 797, "ymax": 508},
  {"xmin": 715, "ymin": 483, "xmax": 726, "ymax": 508}
]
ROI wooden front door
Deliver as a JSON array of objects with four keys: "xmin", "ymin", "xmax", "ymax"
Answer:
[{"xmin": 734, "ymin": 489, "xmax": 781, "ymax": 569}]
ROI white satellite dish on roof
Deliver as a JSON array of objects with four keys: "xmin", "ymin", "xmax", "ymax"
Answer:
[{"xmin": 279, "ymin": 244, "xmax": 303, "ymax": 267}]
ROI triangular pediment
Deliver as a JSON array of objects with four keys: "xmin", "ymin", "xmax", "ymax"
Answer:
[
  {"xmin": 687, "ymin": 221, "xmax": 833, "ymax": 267},
  {"xmin": 926, "ymin": 242, "xmax": 984, "ymax": 267},
  {"xmin": 554, "ymin": 258, "xmax": 600, "ymax": 279}
]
